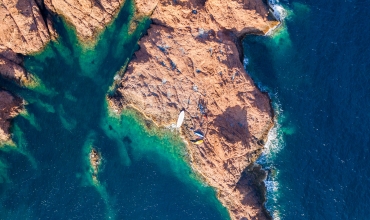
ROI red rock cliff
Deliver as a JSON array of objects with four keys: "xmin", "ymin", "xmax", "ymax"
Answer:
[{"xmin": 109, "ymin": 0, "xmax": 279, "ymax": 219}]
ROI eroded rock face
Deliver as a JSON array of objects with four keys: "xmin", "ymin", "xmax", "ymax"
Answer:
[
  {"xmin": 0, "ymin": 0, "xmax": 51, "ymax": 54},
  {"xmin": 0, "ymin": 90, "xmax": 23, "ymax": 143},
  {"xmin": 0, "ymin": 0, "xmax": 45, "ymax": 144},
  {"xmin": 0, "ymin": 47, "xmax": 29, "ymax": 84},
  {"xmin": 110, "ymin": 0, "xmax": 278, "ymax": 219},
  {"xmin": 0, "ymin": 0, "xmax": 52, "ymax": 83},
  {"xmin": 44, "ymin": 0, "xmax": 124, "ymax": 40},
  {"xmin": 0, "ymin": 0, "xmax": 50, "ymax": 54}
]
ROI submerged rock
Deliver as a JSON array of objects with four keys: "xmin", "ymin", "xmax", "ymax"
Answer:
[
  {"xmin": 109, "ymin": 1, "xmax": 279, "ymax": 219},
  {"xmin": 89, "ymin": 147, "xmax": 101, "ymax": 183}
]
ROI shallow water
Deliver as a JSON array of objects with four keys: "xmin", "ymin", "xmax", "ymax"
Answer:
[
  {"xmin": 244, "ymin": 0, "xmax": 370, "ymax": 219},
  {"xmin": 0, "ymin": 1, "xmax": 229, "ymax": 219}
]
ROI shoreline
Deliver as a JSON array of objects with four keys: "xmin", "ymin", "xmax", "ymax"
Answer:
[
  {"xmin": 1, "ymin": 2, "xmax": 281, "ymax": 217},
  {"xmin": 108, "ymin": 1, "xmax": 281, "ymax": 218},
  {"xmin": 108, "ymin": 88, "xmax": 275, "ymax": 218}
]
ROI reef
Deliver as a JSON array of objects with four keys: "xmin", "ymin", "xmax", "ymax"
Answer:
[
  {"xmin": 89, "ymin": 147, "xmax": 102, "ymax": 184},
  {"xmin": 0, "ymin": 90, "xmax": 23, "ymax": 143},
  {"xmin": 108, "ymin": 1, "xmax": 279, "ymax": 219}
]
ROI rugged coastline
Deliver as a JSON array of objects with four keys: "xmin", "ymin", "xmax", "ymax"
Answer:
[
  {"xmin": 0, "ymin": 0, "xmax": 127, "ymax": 142},
  {"xmin": 0, "ymin": 0, "xmax": 280, "ymax": 219},
  {"xmin": 108, "ymin": 1, "xmax": 279, "ymax": 219}
]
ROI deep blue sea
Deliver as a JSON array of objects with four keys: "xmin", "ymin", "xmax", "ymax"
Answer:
[
  {"xmin": 0, "ymin": 0, "xmax": 369, "ymax": 219},
  {"xmin": 244, "ymin": 0, "xmax": 370, "ymax": 219}
]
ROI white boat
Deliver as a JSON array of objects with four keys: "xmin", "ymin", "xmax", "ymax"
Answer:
[
  {"xmin": 176, "ymin": 110, "xmax": 185, "ymax": 128},
  {"xmin": 194, "ymin": 131, "xmax": 204, "ymax": 138}
]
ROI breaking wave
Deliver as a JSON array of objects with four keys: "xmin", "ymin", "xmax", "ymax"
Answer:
[
  {"xmin": 266, "ymin": 0, "xmax": 290, "ymax": 36},
  {"xmin": 257, "ymin": 98, "xmax": 285, "ymax": 220},
  {"xmin": 269, "ymin": 0, "xmax": 288, "ymax": 21}
]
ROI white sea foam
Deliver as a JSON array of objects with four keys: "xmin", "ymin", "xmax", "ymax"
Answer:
[
  {"xmin": 243, "ymin": 57, "xmax": 249, "ymax": 69},
  {"xmin": 264, "ymin": 101, "xmax": 284, "ymax": 160},
  {"xmin": 266, "ymin": 0, "xmax": 288, "ymax": 36},
  {"xmin": 265, "ymin": 179, "xmax": 279, "ymax": 195},
  {"xmin": 257, "ymin": 98, "xmax": 285, "ymax": 220},
  {"xmin": 269, "ymin": 0, "xmax": 288, "ymax": 21}
]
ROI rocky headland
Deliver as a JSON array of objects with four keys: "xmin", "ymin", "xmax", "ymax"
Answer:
[{"xmin": 108, "ymin": 0, "xmax": 279, "ymax": 219}]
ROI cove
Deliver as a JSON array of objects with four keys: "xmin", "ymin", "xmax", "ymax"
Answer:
[{"xmin": 0, "ymin": 0, "xmax": 229, "ymax": 219}]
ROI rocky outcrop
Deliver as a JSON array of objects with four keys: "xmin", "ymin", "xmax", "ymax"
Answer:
[
  {"xmin": 0, "ymin": 0, "xmax": 52, "ymax": 144},
  {"xmin": 0, "ymin": 0, "xmax": 51, "ymax": 54},
  {"xmin": 109, "ymin": 0, "xmax": 278, "ymax": 219},
  {"xmin": 0, "ymin": 48, "xmax": 31, "ymax": 85},
  {"xmin": 0, "ymin": 90, "xmax": 23, "ymax": 143},
  {"xmin": 44, "ymin": 0, "xmax": 124, "ymax": 41},
  {"xmin": 0, "ymin": 0, "xmax": 49, "ymax": 144},
  {"xmin": 0, "ymin": 0, "xmax": 53, "ymax": 84},
  {"xmin": 89, "ymin": 148, "xmax": 102, "ymax": 184}
]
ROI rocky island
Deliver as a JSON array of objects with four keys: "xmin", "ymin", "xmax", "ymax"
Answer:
[{"xmin": 0, "ymin": 0, "xmax": 279, "ymax": 219}]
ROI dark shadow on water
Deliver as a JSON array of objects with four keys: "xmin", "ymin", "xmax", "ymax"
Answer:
[{"xmin": 242, "ymin": 35, "xmax": 278, "ymax": 89}]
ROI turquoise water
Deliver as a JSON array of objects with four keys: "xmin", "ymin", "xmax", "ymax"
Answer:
[
  {"xmin": 244, "ymin": 0, "xmax": 370, "ymax": 219},
  {"xmin": 0, "ymin": 1, "xmax": 229, "ymax": 219}
]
